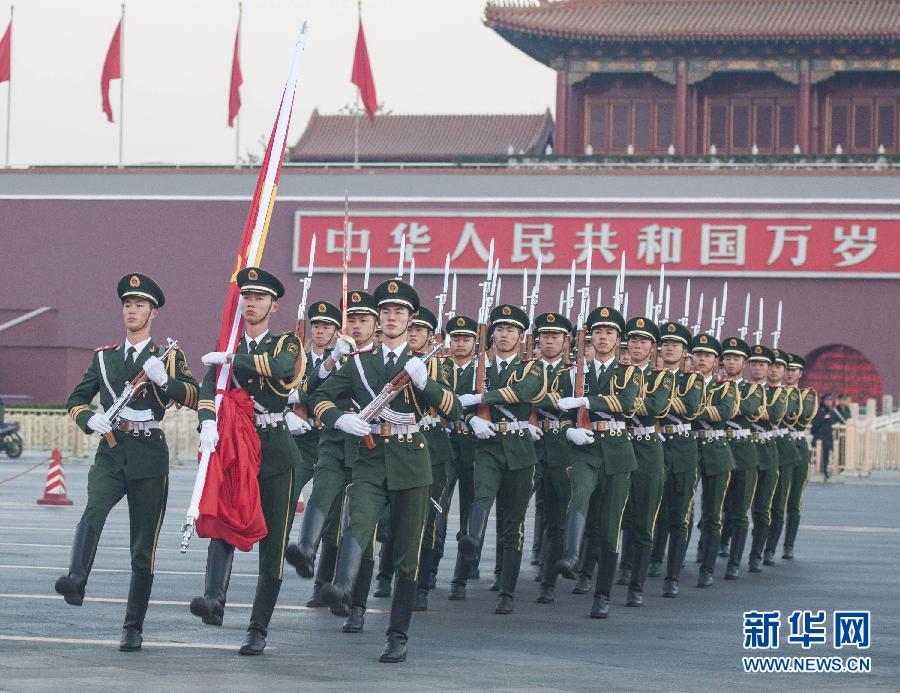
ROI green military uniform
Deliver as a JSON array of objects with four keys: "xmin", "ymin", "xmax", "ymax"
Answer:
[
  {"xmin": 311, "ymin": 279, "xmax": 460, "ymax": 664},
  {"xmin": 765, "ymin": 348, "xmax": 802, "ymax": 564},
  {"xmin": 57, "ymin": 273, "xmax": 198, "ymax": 652},
  {"xmin": 650, "ymin": 321, "xmax": 704, "ymax": 597},
  {"xmin": 554, "ymin": 306, "xmax": 641, "ymax": 619},
  {"xmin": 783, "ymin": 354, "xmax": 817, "ymax": 559},
  {"xmin": 435, "ymin": 316, "xmax": 479, "ymax": 589},
  {"xmin": 284, "ymin": 291, "xmax": 377, "ymax": 610},
  {"xmin": 719, "ymin": 336, "xmax": 766, "ymax": 580},
  {"xmin": 530, "ymin": 313, "xmax": 575, "ymax": 604},
  {"xmin": 450, "ymin": 304, "xmax": 546, "ymax": 615},
  {"xmin": 191, "ymin": 267, "xmax": 303, "ymax": 655},
  {"xmin": 618, "ymin": 317, "xmax": 675, "ymax": 606},
  {"xmin": 690, "ymin": 334, "xmax": 738, "ymax": 587},
  {"xmin": 747, "ymin": 345, "xmax": 785, "ymax": 572}
]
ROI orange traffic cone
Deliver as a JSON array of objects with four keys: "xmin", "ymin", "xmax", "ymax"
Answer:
[{"xmin": 36, "ymin": 448, "xmax": 73, "ymax": 506}]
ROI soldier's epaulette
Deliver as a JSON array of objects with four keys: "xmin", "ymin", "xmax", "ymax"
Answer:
[{"xmin": 95, "ymin": 344, "xmax": 118, "ymax": 352}]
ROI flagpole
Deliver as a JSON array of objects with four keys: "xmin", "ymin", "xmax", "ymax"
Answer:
[
  {"xmin": 353, "ymin": 0, "xmax": 361, "ymax": 169},
  {"xmin": 118, "ymin": 3, "xmax": 125, "ymax": 168},
  {"xmin": 4, "ymin": 5, "xmax": 12, "ymax": 169},
  {"xmin": 235, "ymin": 1, "xmax": 241, "ymax": 168}
]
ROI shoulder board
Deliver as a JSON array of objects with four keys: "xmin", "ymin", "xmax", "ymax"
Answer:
[{"xmin": 95, "ymin": 344, "xmax": 118, "ymax": 352}]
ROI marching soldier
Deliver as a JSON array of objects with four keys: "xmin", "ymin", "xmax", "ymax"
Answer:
[
  {"xmin": 59, "ymin": 274, "xmax": 198, "ymax": 651},
  {"xmin": 650, "ymin": 321, "xmax": 704, "ymax": 597},
  {"xmin": 616, "ymin": 317, "xmax": 674, "ymax": 606},
  {"xmin": 764, "ymin": 348, "xmax": 801, "ymax": 565},
  {"xmin": 530, "ymin": 312, "xmax": 575, "ymax": 604},
  {"xmin": 284, "ymin": 290, "xmax": 378, "ymax": 612},
  {"xmin": 450, "ymin": 304, "xmax": 546, "ymax": 614},
  {"xmin": 690, "ymin": 334, "xmax": 738, "ymax": 588},
  {"xmin": 746, "ymin": 345, "xmax": 785, "ymax": 573},
  {"xmin": 554, "ymin": 306, "xmax": 641, "ymax": 619},
  {"xmin": 436, "ymin": 315, "xmax": 480, "ymax": 592},
  {"xmin": 192, "ymin": 267, "xmax": 303, "ymax": 655},
  {"xmin": 781, "ymin": 354, "xmax": 817, "ymax": 559},
  {"xmin": 720, "ymin": 336, "xmax": 765, "ymax": 580},
  {"xmin": 310, "ymin": 278, "xmax": 459, "ymax": 662}
]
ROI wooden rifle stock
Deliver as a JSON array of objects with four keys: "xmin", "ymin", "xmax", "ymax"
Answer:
[
  {"xmin": 525, "ymin": 332, "xmax": 538, "ymax": 426},
  {"xmin": 574, "ymin": 328, "xmax": 591, "ymax": 430},
  {"xmin": 475, "ymin": 322, "xmax": 490, "ymax": 420},
  {"xmin": 292, "ymin": 318, "xmax": 309, "ymax": 419}
]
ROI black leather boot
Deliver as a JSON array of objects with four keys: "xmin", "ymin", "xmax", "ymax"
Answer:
[
  {"xmin": 555, "ymin": 511, "xmax": 586, "ymax": 580},
  {"xmin": 530, "ymin": 510, "xmax": 543, "ymax": 566},
  {"xmin": 342, "ymin": 557, "xmax": 374, "ymax": 633},
  {"xmin": 725, "ymin": 526, "xmax": 748, "ymax": 580},
  {"xmin": 748, "ymin": 524, "xmax": 766, "ymax": 573},
  {"xmin": 626, "ymin": 545, "xmax": 651, "ymax": 607},
  {"xmin": 489, "ymin": 517, "xmax": 503, "ymax": 591},
  {"xmin": 119, "ymin": 572, "xmax": 153, "ymax": 652},
  {"xmin": 322, "ymin": 536, "xmax": 362, "ymax": 618},
  {"xmin": 719, "ymin": 520, "xmax": 732, "ymax": 557},
  {"xmin": 495, "ymin": 546, "xmax": 521, "ymax": 615},
  {"xmin": 379, "ymin": 577, "xmax": 416, "ymax": 663},
  {"xmin": 413, "ymin": 547, "xmax": 433, "ymax": 611},
  {"xmin": 697, "ymin": 528, "xmax": 720, "ymax": 588},
  {"xmin": 285, "ymin": 506, "xmax": 325, "ymax": 579},
  {"xmin": 238, "ymin": 575, "xmax": 282, "ymax": 655},
  {"xmin": 374, "ymin": 535, "xmax": 395, "ymax": 597},
  {"xmin": 307, "ymin": 542, "xmax": 338, "ymax": 607},
  {"xmin": 616, "ymin": 529, "xmax": 634, "ymax": 585},
  {"xmin": 55, "ymin": 522, "xmax": 100, "ymax": 607},
  {"xmin": 573, "ymin": 535, "xmax": 596, "ymax": 594},
  {"xmin": 764, "ymin": 515, "xmax": 783, "ymax": 566},
  {"xmin": 782, "ymin": 512, "xmax": 800, "ymax": 559},
  {"xmin": 590, "ymin": 548, "xmax": 618, "ymax": 619},
  {"xmin": 458, "ymin": 503, "xmax": 488, "ymax": 563},
  {"xmin": 662, "ymin": 530, "xmax": 687, "ymax": 598},
  {"xmin": 448, "ymin": 548, "xmax": 468, "ymax": 601},
  {"xmin": 189, "ymin": 539, "xmax": 235, "ymax": 626},
  {"xmin": 537, "ymin": 539, "xmax": 563, "ymax": 604}
]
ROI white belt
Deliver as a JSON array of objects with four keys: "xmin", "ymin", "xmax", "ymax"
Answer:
[
  {"xmin": 370, "ymin": 423, "xmax": 421, "ymax": 437},
  {"xmin": 778, "ymin": 427, "xmax": 790, "ymax": 436},
  {"xmin": 628, "ymin": 425, "xmax": 657, "ymax": 437},
  {"xmin": 117, "ymin": 420, "xmax": 161, "ymax": 433},
  {"xmin": 698, "ymin": 429, "xmax": 725, "ymax": 440},
  {"xmin": 494, "ymin": 420, "xmax": 529, "ymax": 435},
  {"xmin": 790, "ymin": 430, "xmax": 806, "ymax": 440},
  {"xmin": 420, "ymin": 415, "xmax": 441, "ymax": 429},
  {"xmin": 726, "ymin": 428, "xmax": 752, "ymax": 440},
  {"xmin": 590, "ymin": 420, "xmax": 627, "ymax": 433},
  {"xmin": 662, "ymin": 423, "xmax": 692, "ymax": 435},
  {"xmin": 540, "ymin": 419, "xmax": 562, "ymax": 433},
  {"xmin": 255, "ymin": 412, "xmax": 285, "ymax": 428}
]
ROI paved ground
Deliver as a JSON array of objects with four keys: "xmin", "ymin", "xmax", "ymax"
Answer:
[{"xmin": 0, "ymin": 451, "xmax": 897, "ymax": 692}]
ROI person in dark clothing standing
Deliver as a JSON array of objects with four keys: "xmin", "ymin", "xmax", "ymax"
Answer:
[{"xmin": 811, "ymin": 394, "xmax": 836, "ymax": 481}]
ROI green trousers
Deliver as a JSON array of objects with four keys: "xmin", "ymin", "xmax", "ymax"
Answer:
[
  {"xmin": 622, "ymin": 440, "xmax": 665, "ymax": 547},
  {"xmin": 700, "ymin": 470, "xmax": 731, "ymax": 535},
  {"xmin": 662, "ymin": 466, "xmax": 696, "ymax": 540},
  {"xmin": 472, "ymin": 446, "xmax": 535, "ymax": 552},
  {"xmin": 569, "ymin": 454, "xmax": 630, "ymax": 553},
  {"xmin": 770, "ymin": 460, "xmax": 793, "ymax": 527},
  {"xmin": 786, "ymin": 453, "xmax": 810, "ymax": 515},
  {"xmin": 724, "ymin": 466, "xmax": 757, "ymax": 531},
  {"xmin": 345, "ymin": 481, "xmax": 430, "ymax": 580},
  {"xmin": 751, "ymin": 466, "xmax": 780, "ymax": 529},
  {"xmin": 307, "ymin": 453, "xmax": 352, "ymax": 548},
  {"xmin": 81, "ymin": 460, "xmax": 168, "ymax": 575},
  {"xmin": 422, "ymin": 461, "xmax": 447, "ymax": 551},
  {"xmin": 541, "ymin": 464, "xmax": 571, "ymax": 547}
]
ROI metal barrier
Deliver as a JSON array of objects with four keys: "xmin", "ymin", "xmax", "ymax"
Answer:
[
  {"xmin": 7, "ymin": 406, "xmax": 198, "ymax": 464},
  {"xmin": 829, "ymin": 414, "xmax": 900, "ymax": 478}
]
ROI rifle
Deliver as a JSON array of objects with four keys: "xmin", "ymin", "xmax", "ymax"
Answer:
[
  {"xmin": 574, "ymin": 248, "xmax": 592, "ymax": 430},
  {"xmin": 103, "ymin": 338, "xmax": 179, "ymax": 448},
  {"xmin": 680, "ymin": 278, "xmax": 691, "ymax": 327},
  {"xmin": 359, "ymin": 344, "xmax": 443, "ymax": 450},
  {"xmin": 340, "ymin": 191, "xmax": 352, "ymax": 344},
  {"xmin": 692, "ymin": 292, "xmax": 704, "ymax": 336},
  {"xmin": 474, "ymin": 241, "xmax": 497, "ymax": 422},
  {"xmin": 523, "ymin": 254, "xmax": 542, "ymax": 359},
  {"xmin": 435, "ymin": 253, "xmax": 450, "ymax": 348},
  {"xmin": 738, "ymin": 292, "xmax": 750, "ymax": 341},
  {"xmin": 291, "ymin": 234, "xmax": 316, "ymax": 420},
  {"xmin": 753, "ymin": 297, "xmax": 764, "ymax": 345},
  {"xmin": 715, "ymin": 282, "xmax": 728, "ymax": 340},
  {"xmin": 772, "ymin": 300, "xmax": 782, "ymax": 350},
  {"xmin": 613, "ymin": 252, "xmax": 626, "ymax": 312}
]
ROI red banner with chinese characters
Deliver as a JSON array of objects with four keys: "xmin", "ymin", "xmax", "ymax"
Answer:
[{"xmin": 292, "ymin": 209, "xmax": 899, "ymax": 277}]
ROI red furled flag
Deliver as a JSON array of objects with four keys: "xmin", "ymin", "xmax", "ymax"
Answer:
[
  {"xmin": 351, "ymin": 17, "xmax": 377, "ymax": 121},
  {"xmin": 101, "ymin": 19, "xmax": 122, "ymax": 122},
  {"xmin": 228, "ymin": 21, "xmax": 242, "ymax": 127},
  {"xmin": 0, "ymin": 18, "xmax": 10, "ymax": 84}
]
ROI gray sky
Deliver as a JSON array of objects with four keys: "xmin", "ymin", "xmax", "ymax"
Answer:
[{"xmin": 2, "ymin": 0, "xmax": 555, "ymax": 166}]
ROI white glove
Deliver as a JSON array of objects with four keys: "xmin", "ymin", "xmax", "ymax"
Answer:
[
  {"xmin": 285, "ymin": 411, "xmax": 312, "ymax": 436},
  {"xmin": 335, "ymin": 413, "xmax": 371, "ymax": 437},
  {"xmin": 142, "ymin": 355, "xmax": 169, "ymax": 387},
  {"xmin": 527, "ymin": 423, "xmax": 543, "ymax": 442},
  {"xmin": 87, "ymin": 412, "xmax": 112, "ymax": 435},
  {"xmin": 403, "ymin": 357, "xmax": 428, "ymax": 389},
  {"xmin": 468, "ymin": 416, "xmax": 496, "ymax": 440},
  {"xmin": 201, "ymin": 351, "xmax": 230, "ymax": 366},
  {"xmin": 557, "ymin": 396, "xmax": 589, "ymax": 411},
  {"xmin": 458, "ymin": 393, "xmax": 483, "ymax": 408},
  {"xmin": 199, "ymin": 420, "xmax": 219, "ymax": 453},
  {"xmin": 331, "ymin": 337, "xmax": 353, "ymax": 362},
  {"xmin": 287, "ymin": 390, "xmax": 301, "ymax": 405},
  {"xmin": 566, "ymin": 427, "xmax": 595, "ymax": 446}
]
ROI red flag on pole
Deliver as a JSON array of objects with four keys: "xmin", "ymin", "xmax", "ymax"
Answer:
[
  {"xmin": 0, "ymin": 19, "xmax": 10, "ymax": 84},
  {"xmin": 101, "ymin": 19, "xmax": 122, "ymax": 122},
  {"xmin": 228, "ymin": 20, "xmax": 242, "ymax": 127},
  {"xmin": 351, "ymin": 18, "xmax": 377, "ymax": 121}
]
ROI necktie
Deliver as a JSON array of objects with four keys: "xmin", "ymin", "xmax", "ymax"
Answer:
[
  {"xmin": 248, "ymin": 339, "xmax": 257, "ymax": 353},
  {"xmin": 124, "ymin": 346, "xmax": 136, "ymax": 372},
  {"xmin": 314, "ymin": 356, "xmax": 322, "ymax": 369},
  {"xmin": 598, "ymin": 362, "xmax": 606, "ymax": 376},
  {"xmin": 386, "ymin": 351, "xmax": 396, "ymax": 370},
  {"xmin": 499, "ymin": 360, "xmax": 508, "ymax": 381},
  {"xmin": 457, "ymin": 367, "xmax": 464, "ymax": 381}
]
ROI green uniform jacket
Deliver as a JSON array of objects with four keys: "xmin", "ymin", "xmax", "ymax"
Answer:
[
  {"xmin": 67, "ymin": 342, "xmax": 199, "ymax": 479},
  {"xmin": 422, "ymin": 357, "xmax": 455, "ymax": 469},
  {"xmin": 632, "ymin": 366, "xmax": 676, "ymax": 428},
  {"xmin": 311, "ymin": 346, "xmax": 460, "ymax": 491},
  {"xmin": 758, "ymin": 385, "xmax": 787, "ymax": 471},
  {"xmin": 290, "ymin": 347, "xmax": 332, "ymax": 468},
  {"xmin": 464, "ymin": 355, "xmax": 546, "ymax": 471},
  {"xmin": 532, "ymin": 360, "xmax": 574, "ymax": 468},
  {"xmin": 794, "ymin": 387, "xmax": 819, "ymax": 463},
  {"xmin": 662, "ymin": 369, "xmax": 705, "ymax": 474},
  {"xmin": 448, "ymin": 359, "xmax": 477, "ymax": 469},
  {"xmin": 778, "ymin": 386, "xmax": 803, "ymax": 466},
  {"xmin": 567, "ymin": 359, "xmax": 642, "ymax": 475},
  {"xmin": 729, "ymin": 379, "xmax": 765, "ymax": 471},
  {"xmin": 198, "ymin": 332, "xmax": 302, "ymax": 478},
  {"xmin": 695, "ymin": 378, "xmax": 739, "ymax": 476}
]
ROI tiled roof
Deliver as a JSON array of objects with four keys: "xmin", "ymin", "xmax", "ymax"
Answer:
[
  {"xmin": 485, "ymin": 0, "xmax": 900, "ymax": 42},
  {"xmin": 289, "ymin": 110, "xmax": 554, "ymax": 162}
]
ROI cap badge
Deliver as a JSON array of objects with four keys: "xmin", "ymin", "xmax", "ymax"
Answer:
[
  {"xmin": 668, "ymin": 323, "xmax": 676, "ymax": 333},
  {"xmin": 502, "ymin": 306, "xmax": 512, "ymax": 316},
  {"xmin": 546, "ymin": 314, "xmax": 556, "ymax": 323},
  {"xmin": 755, "ymin": 346, "xmax": 762, "ymax": 353},
  {"xmin": 317, "ymin": 303, "xmax": 326, "ymax": 313},
  {"xmin": 636, "ymin": 318, "xmax": 645, "ymax": 328},
  {"xmin": 600, "ymin": 308, "xmax": 610, "ymax": 318},
  {"xmin": 456, "ymin": 317, "xmax": 465, "ymax": 326},
  {"xmin": 387, "ymin": 281, "xmax": 399, "ymax": 294},
  {"xmin": 700, "ymin": 335, "xmax": 708, "ymax": 344},
  {"xmin": 129, "ymin": 275, "xmax": 140, "ymax": 288},
  {"xmin": 351, "ymin": 292, "xmax": 361, "ymax": 303}
]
